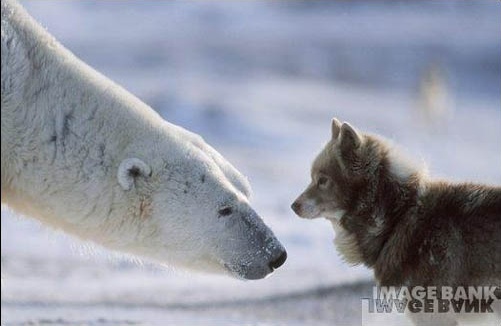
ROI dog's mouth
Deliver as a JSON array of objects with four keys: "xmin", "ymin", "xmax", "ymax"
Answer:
[{"xmin": 291, "ymin": 199, "xmax": 322, "ymax": 219}]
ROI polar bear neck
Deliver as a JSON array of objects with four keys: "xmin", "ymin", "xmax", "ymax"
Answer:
[{"xmin": 1, "ymin": 0, "xmax": 171, "ymax": 245}]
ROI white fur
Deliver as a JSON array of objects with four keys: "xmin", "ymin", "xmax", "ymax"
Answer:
[
  {"xmin": 324, "ymin": 209, "xmax": 364, "ymax": 265},
  {"xmin": 1, "ymin": 0, "xmax": 283, "ymax": 279},
  {"xmin": 385, "ymin": 141, "xmax": 426, "ymax": 182},
  {"xmin": 323, "ymin": 209, "xmax": 345, "ymax": 221},
  {"xmin": 387, "ymin": 149, "xmax": 416, "ymax": 180},
  {"xmin": 329, "ymin": 218, "xmax": 363, "ymax": 266}
]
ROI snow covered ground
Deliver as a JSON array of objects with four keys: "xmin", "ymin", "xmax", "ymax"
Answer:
[{"xmin": 2, "ymin": 1, "xmax": 500, "ymax": 325}]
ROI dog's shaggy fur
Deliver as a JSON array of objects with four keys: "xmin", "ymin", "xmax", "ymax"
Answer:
[{"xmin": 292, "ymin": 118, "xmax": 501, "ymax": 323}]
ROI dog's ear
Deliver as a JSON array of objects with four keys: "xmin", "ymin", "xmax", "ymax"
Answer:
[
  {"xmin": 339, "ymin": 122, "xmax": 361, "ymax": 151},
  {"xmin": 117, "ymin": 158, "xmax": 152, "ymax": 191},
  {"xmin": 331, "ymin": 118, "xmax": 342, "ymax": 140}
]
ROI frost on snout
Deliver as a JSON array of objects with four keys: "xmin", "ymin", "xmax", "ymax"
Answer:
[{"xmin": 221, "ymin": 209, "xmax": 287, "ymax": 280}]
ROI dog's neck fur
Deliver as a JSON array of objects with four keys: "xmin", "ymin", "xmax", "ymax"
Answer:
[
  {"xmin": 371, "ymin": 172, "xmax": 422, "ymax": 286},
  {"xmin": 338, "ymin": 146, "xmax": 424, "ymax": 285}
]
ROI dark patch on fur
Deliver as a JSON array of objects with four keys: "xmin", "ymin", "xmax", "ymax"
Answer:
[
  {"xmin": 200, "ymin": 174, "xmax": 206, "ymax": 183},
  {"xmin": 85, "ymin": 103, "xmax": 99, "ymax": 122},
  {"xmin": 97, "ymin": 143, "xmax": 106, "ymax": 165},
  {"xmin": 128, "ymin": 167, "xmax": 141, "ymax": 178},
  {"xmin": 62, "ymin": 112, "xmax": 73, "ymax": 139},
  {"xmin": 218, "ymin": 207, "xmax": 233, "ymax": 217},
  {"xmin": 184, "ymin": 181, "xmax": 192, "ymax": 194}
]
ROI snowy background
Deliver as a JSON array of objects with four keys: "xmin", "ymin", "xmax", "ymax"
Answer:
[{"xmin": 1, "ymin": 1, "xmax": 500, "ymax": 325}]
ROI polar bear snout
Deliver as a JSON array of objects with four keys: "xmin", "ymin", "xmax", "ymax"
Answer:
[
  {"xmin": 231, "ymin": 246, "xmax": 287, "ymax": 280},
  {"xmin": 229, "ymin": 232, "xmax": 287, "ymax": 280}
]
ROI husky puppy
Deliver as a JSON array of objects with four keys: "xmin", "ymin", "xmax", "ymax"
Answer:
[{"xmin": 292, "ymin": 118, "xmax": 501, "ymax": 325}]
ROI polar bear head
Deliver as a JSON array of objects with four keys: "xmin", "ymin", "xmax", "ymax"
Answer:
[
  {"xmin": 0, "ymin": 0, "xmax": 285, "ymax": 280},
  {"xmin": 114, "ymin": 129, "xmax": 287, "ymax": 280}
]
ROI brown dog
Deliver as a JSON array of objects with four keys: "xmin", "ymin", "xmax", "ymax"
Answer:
[{"xmin": 292, "ymin": 118, "xmax": 501, "ymax": 325}]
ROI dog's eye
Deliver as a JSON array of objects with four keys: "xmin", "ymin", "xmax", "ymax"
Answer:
[
  {"xmin": 317, "ymin": 176, "xmax": 329, "ymax": 188},
  {"xmin": 218, "ymin": 206, "xmax": 233, "ymax": 217}
]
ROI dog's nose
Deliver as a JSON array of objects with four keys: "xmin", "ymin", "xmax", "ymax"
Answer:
[
  {"xmin": 268, "ymin": 250, "xmax": 287, "ymax": 270},
  {"xmin": 291, "ymin": 201, "xmax": 302, "ymax": 214}
]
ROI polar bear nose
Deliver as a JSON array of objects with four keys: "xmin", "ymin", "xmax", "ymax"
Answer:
[{"xmin": 268, "ymin": 250, "xmax": 287, "ymax": 270}]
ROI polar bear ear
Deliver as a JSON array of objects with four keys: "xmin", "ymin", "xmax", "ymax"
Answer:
[{"xmin": 117, "ymin": 158, "xmax": 152, "ymax": 191}]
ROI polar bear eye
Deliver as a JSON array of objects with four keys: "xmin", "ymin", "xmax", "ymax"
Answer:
[{"xmin": 218, "ymin": 206, "xmax": 233, "ymax": 217}]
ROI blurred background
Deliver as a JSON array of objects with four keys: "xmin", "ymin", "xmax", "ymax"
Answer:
[{"xmin": 2, "ymin": 1, "xmax": 500, "ymax": 325}]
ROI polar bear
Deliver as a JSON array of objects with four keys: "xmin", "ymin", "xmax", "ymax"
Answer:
[{"xmin": 1, "ymin": 0, "xmax": 286, "ymax": 280}]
